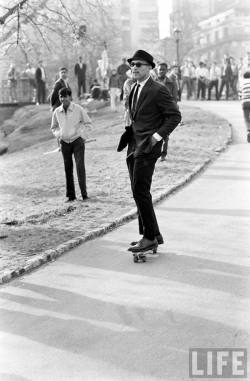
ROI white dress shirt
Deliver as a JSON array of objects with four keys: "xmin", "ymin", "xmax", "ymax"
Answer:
[{"xmin": 135, "ymin": 76, "xmax": 162, "ymax": 141}]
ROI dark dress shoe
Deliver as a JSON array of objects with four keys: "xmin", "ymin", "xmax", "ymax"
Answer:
[
  {"xmin": 82, "ymin": 195, "xmax": 89, "ymax": 200},
  {"xmin": 130, "ymin": 233, "xmax": 164, "ymax": 247},
  {"xmin": 156, "ymin": 233, "xmax": 164, "ymax": 245},
  {"xmin": 65, "ymin": 197, "xmax": 76, "ymax": 203},
  {"xmin": 129, "ymin": 237, "xmax": 158, "ymax": 253}
]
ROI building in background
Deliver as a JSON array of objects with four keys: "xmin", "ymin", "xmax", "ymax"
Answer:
[
  {"xmin": 129, "ymin": 0, "xmax": 159, "ymax": 51},
  {"xmin": 110, "ymin": 0, "xmax": 159, "ymax": 58},
  {"xmin": 170, "ymin": 0, "xmax": 250, "ymax": 63},
  {"xmin": 191, "ymin": 0, "xmax": 250, "ymax": 62}
]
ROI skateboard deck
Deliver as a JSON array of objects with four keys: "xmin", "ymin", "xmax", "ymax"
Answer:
[{"xmin": 133, "ymin": 248, "xmax": 159, "ymax": 263}]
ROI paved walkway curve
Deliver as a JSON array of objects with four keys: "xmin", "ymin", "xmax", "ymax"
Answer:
[{"xmin": 0, "ymin": 101, "xmax": 249, "ymax": 381}]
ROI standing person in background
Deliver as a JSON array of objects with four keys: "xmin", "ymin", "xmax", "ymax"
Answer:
[
  {"xmin": 24, "ymin": 63, "xmax": 36, "ymax": 102},
  {"xmin": 168, "ymin": 65, "xmax": 180, "ymax": 101},
  {"xmin": 219, "ymin": 57, "xmax": 233, "ymax": 100},
  {"xmin": 196, "ymin": 61, "xmax": 209, "ymax": 100},
  {"xmin": 7, "ymin": 62, "xmax": 17, "ymax": 103},
  {"xmin": 190, "ymin": 61, "xmax": 197, "ymax": 99},
  {"xmin": 117, "ymin": 49, "xmax": 181, "ymax": 254},
  {"xmin": 117, "ymin": 58, "xmax": 130, "ymax": 101},
  {"xmin": 109, "ymin": 68, "xmax": 121, "ymax": 112},
  {"xmin": 156, "ymin": 62, "xmax": 178, "ymax": 161},
  {"xmin": 239, "ymin": 71, "xmax": 250, "ymax": 143},
  {"xmin": 230, "ymin": 57, "xmax": 239, "ymax": 99},
  {"xmin": 35, "ymin": 60, "xmax": 46, "ymax": 105},
  {"xmin": 50, "ymin": 67, "xmax": 71, "ymax": 111},
  {"xmin": 180, "ymin": 60, "xmax": 192, "ymax": 100},
  {"xmin": 74, "ymin": 56, "xmax": 87, "ymax": 100},
  {"xmin": 207, "ymin": 61, "xmax": 220, "ymax": 100},
  {"xmin": 51, "ymin": 87, "xmax": 92, "ymax": 202}
]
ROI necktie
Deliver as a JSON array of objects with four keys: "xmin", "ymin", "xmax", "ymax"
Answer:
[{"xmin": 132, "ymin": 84, "xmax": 140, "ymax": 115}]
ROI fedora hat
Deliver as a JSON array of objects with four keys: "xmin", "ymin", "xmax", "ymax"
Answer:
[{"xmin": 127, "ymin": 49, "xmax": 155, "ymax": 68}]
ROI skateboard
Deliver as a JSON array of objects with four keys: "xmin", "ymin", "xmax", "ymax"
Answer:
[{"xmin": 133, "ymin": 247, "xmax": 158, "ymax": 263}]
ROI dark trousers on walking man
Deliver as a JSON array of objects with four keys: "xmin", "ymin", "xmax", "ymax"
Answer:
[{"xmin": 61, "ymin": 138, "xmax": 87, "ymax": 200}]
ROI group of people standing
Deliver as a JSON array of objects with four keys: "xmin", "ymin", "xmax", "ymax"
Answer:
[
  {"xmin": 179, "ymin": 56, "xmax": 246, "ymax": 101},
  {"xmin": 6, "ymin": 56, "xmax": 87, "ymax": 105},
  {"xmin": 6, "ymin": 60, "xmax": 46, "ymax": 104}
]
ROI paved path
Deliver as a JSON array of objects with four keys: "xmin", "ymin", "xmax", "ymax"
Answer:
[{"xmin": 0, "ymin": 101, "xmax": 250, "ymax": 381}]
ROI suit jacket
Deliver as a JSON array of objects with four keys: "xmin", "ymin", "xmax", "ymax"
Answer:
[
  {"xmin": 50, "ymin": 78, "xmax": 71, "ymax": 111},
  {"xmin": 35, "ymin": 67, "xmax": 45, "ymax": 83},
  {"xmin": 74, "ymin": 63, "xmax": 86, "ymax": 79},
  {"xmin": 118, "ymin": 77, "xmax": 181, "ymax": 157},
  {"xmin": 157, "ymin": 76, "xmax": 178, "ymax": 103}
]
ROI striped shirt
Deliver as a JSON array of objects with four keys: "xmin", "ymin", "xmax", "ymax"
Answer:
[{"xmin": 239, "ymin": 78, "xmax": 250, "ymax": 104}]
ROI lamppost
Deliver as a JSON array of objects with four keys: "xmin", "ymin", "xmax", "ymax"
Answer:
[{"xmin": 173, "ymin": 28, "xmax": 182, "ymax": 100}]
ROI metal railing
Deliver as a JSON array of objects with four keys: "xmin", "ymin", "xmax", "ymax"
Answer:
[{"xmin": 0, "ymin": 78, "xmax": 36, "ymax": 104}]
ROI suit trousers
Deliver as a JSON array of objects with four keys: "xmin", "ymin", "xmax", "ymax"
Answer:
[
  {"xmin": 61, "ymin": 137, "xmax": 87, "ymax": 199},
  {"xmin": 77, "ymin": 77, "xmax": 86, "ymax": 98},
  {"xmin": 37, "ymin": 80, "xmax": 46, "ymax": 104},
  {"xmin": 126, "ymin": 153, "xmax": 160, "ymax": 240}
]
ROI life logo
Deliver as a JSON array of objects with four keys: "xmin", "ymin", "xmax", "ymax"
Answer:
[{"xmin": 189, "ymin": 348, "xmax": 247, "ymax": 378}]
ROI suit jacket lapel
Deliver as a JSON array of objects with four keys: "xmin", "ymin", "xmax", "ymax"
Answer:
[{"xmin": 133, "ymin": 77, "xmax": 153, "ymax": 118}]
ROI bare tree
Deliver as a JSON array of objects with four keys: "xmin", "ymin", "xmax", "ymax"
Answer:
[{"xmin": 0, "ymin": 0, "xmax": 120, "ymax": 71}]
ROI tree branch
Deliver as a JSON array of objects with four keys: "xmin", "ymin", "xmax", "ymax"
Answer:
[{"xmin": 0, "ymin": 0, "xmax": 28, "ymax": 24}]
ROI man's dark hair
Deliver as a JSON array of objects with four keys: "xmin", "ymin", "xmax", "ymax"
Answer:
[
  {"xmin": 158, "ymin": 62, "xmax": 168, "ymax": 69},
  {"xmin": 59, "ymin": 87, "xmax": 72, "ymax": 97},
  {"xmin": 59, "ymin": 67, "xmax": 68, "ymax": 72},
  {"xmin": 243, "ymin": 71, "xmax": 250, "ymax": 78}
]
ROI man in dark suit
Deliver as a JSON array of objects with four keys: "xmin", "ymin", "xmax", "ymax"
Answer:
[
  {"xmin": 35, "ymin": 60, "xmax": 46, "ymax": 104},
  {"xmin": 74, "ymin": 56, "xmax": 87, "ymax": 99},
  {"xmin": 156, "ymin": 62, "xmax": 179, "ymax": 161},
  {"xmin": 50, "ymin": 67, "xmax": 71, "ymax": 111},
  {"xmin": 117, "ymin": 50, "xmax": 181, "ymax": 253}
]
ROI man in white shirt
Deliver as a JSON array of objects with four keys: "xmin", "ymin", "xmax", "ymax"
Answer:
[
  {"xmin": 51, "ymin": 87, "xmax": 92, "ymax": 202},
  {"xmin": 196, "ymin": 61, "xmax": 209, "ymax": 100}
]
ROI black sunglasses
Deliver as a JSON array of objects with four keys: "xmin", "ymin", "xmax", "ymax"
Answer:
[{"xmin": 130, "ymin": 62, "xmax": 149, "ymax": 68}]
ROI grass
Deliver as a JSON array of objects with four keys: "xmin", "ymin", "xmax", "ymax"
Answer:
[{"xmin": 0, "ymin": 103, "xmax": 230, "ymax": 274}]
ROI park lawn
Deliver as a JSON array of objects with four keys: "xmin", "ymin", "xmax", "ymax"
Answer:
[{"xmin": 0, "ymin": 103, "xmax": 230, "ymax": 274}]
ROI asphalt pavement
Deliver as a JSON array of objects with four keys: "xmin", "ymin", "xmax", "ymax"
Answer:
[{"xmin": 0, "ymin": 100, "xmax": 249, "ymax": 381}]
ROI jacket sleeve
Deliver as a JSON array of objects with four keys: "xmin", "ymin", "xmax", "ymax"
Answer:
[
  {"xmin": 50, "ymin": 82, "xmax": 60, "ymax": 108},
  {"xmin": 156, "ymin": 85, "xmax": 182, "ymax": 139},
  {"xmin": 74, "ymin": 64, "xmax": 78, "ymax": 76},
  {"xmin": 51, "ymin": 111, "xmax": 60, "ymax": 139}
]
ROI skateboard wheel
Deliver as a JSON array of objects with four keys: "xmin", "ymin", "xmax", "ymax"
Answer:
[
  {"xmin": 142, "ymin": 257, "xmax": 146, "ymax": 262},
  {"xmin": 133, "ymin": 256, "xmax": 138, "ymax": 263}
]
